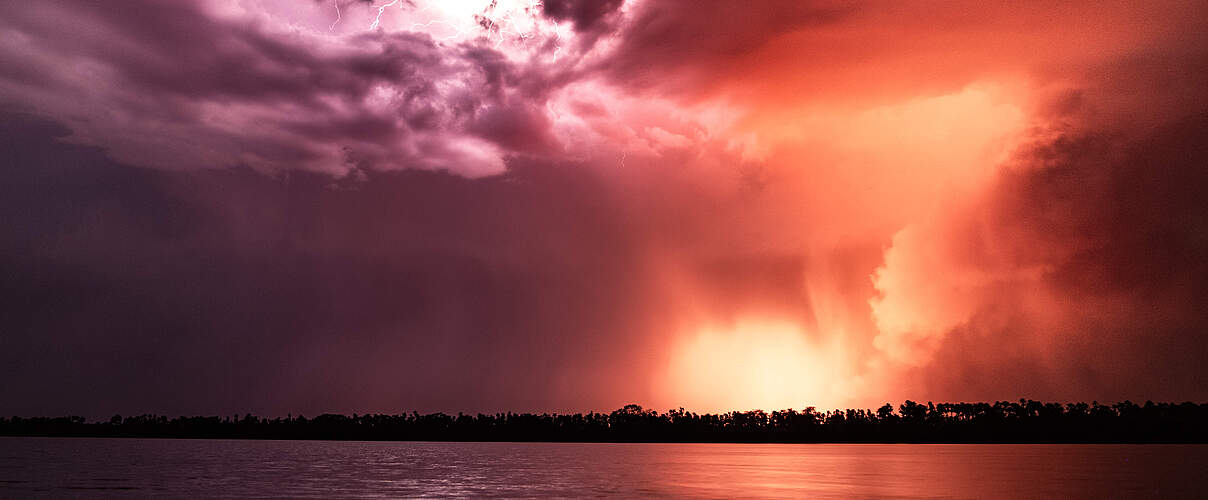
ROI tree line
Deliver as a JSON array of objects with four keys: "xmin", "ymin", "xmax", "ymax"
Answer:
[{"xmin": 3, "ymin": 400, "xmax": 1206, "ymax": 442}]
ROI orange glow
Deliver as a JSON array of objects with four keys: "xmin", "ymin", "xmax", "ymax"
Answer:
[
  {"xmin": 737, "ymin": 83, "xmax": 1029, "ymax": 240},
  {"xmin": 658, "ymin": 320, "xmax": 847, "ymax": 412}
]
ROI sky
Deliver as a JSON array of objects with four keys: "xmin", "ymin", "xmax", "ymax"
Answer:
[{"xmin": 1, "ymin": 0, "xmax": 1206, "ymax": 418}]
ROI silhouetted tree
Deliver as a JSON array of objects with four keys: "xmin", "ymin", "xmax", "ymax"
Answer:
[{"xmin": 3, "ymin": 400, "xmax": 1206, "ymax": 443}]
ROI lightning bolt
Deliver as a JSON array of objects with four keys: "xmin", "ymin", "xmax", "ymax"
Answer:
[
  {"xmin": 330, "ymin": 0, "xmax": 341, "ymax": 31},
  {"xmin": 369, "ymin": 0, "xmax": 407, "ymax": 31},
  {"xmin": 549, "ymin": 20, "xmax": 564, "ymax": 63},
  {"xmin": 491, "ymin": 0, "xmax": 547, "ymax": 48},
  {"xmin": 410, "ymin": 18, "xmax": 472, "ymax": 41}
]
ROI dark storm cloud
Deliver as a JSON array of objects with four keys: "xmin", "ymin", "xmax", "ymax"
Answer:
[
  {"xmin": 0, "ymin": 0, "xmax": 561, "ymax": 176},
  {"xmin": 542, "ymin": 0, "xmax": 624, "ymax": 33},
  {"xmin": 598, "ymin": 0, "xmax": 853, "ymax": 94}
]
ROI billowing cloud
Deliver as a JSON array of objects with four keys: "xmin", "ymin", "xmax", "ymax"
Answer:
[
  {"xmin": 874, "ymin": 98, "xmax": 1208, "ymax": 402},
  {"xmin": 0, "ymin": 0, "xmax": 579, "ymax": 177}
]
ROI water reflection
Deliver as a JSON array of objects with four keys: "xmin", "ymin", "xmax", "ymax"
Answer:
[{"xmin": 0, "ymin": 438, "xmax": 1203, "ymax": 498}]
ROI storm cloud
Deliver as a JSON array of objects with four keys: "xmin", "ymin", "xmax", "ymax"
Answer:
[{"xmin": 1, "ymin": 0, "xmax": 1206, "ymax": 417}]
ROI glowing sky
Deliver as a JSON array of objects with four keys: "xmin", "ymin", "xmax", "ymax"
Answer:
[{"xmin": 1, "ymin": 0, "xmax": 1206, "ymax": 416}]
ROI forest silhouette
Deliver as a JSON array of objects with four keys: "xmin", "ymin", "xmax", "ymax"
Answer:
[{"xmin": 3, "ymin": 400, "xmax": 1206, "ymax": 443}]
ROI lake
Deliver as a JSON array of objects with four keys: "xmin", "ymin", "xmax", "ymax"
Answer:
[{"xmin": 0, "ymin": 438, "xmax": 1204, "ymax": 498}]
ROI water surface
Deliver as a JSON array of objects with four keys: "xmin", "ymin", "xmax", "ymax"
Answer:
[{"xmin": 1, "ymin": 438, "xmax": 1203, "ymax": 498}]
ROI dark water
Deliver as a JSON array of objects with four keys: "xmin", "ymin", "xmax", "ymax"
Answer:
[{"xmin": 0, "ymin": 438, "xmax": 1204, "ymax": 498}]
